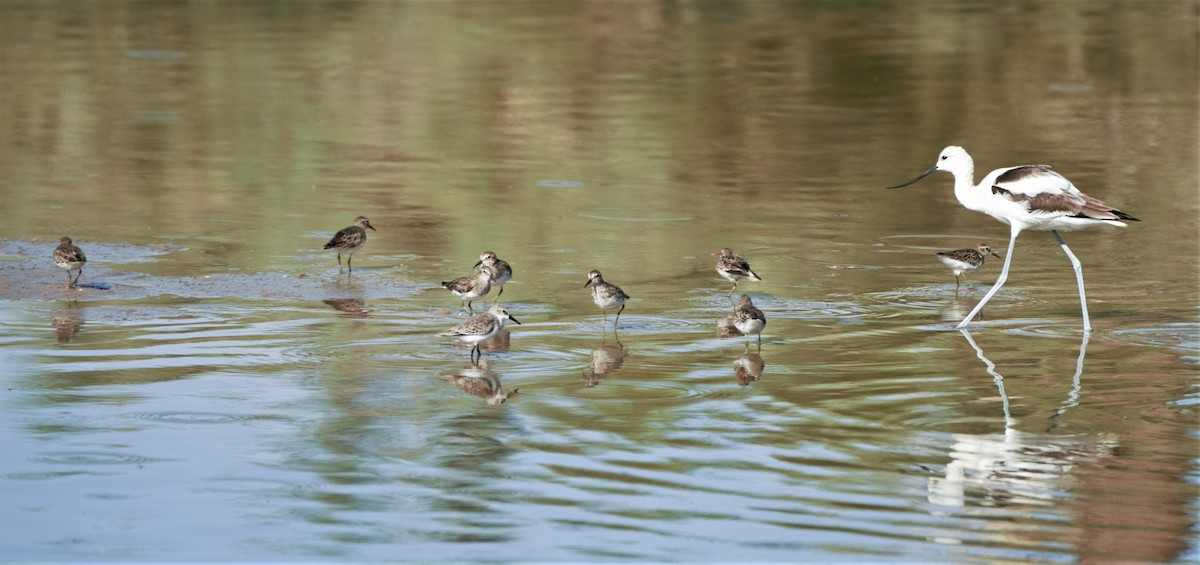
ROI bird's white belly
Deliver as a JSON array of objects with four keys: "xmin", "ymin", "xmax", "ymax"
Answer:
[{"xmin": 735, "ymin": 318, "xmax": 765, "ymax": 335}]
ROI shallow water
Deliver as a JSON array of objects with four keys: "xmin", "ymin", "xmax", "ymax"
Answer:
[{"xmin": 1, "ymin": 0, "xmax": 1197, "ymax": 561}]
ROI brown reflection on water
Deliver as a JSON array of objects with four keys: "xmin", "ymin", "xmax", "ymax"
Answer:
[
  {"xmin": 439, "ymin": 360, "xmax": 517, "ymax": 405},
  {"xmin": 584, "ymin": 336, "xmax": 627, "ymax": 388},
  {"xmin": 49, "ymin": 301, "xmax": 85, "ymax": 343},
  {"xmin": 322, "ymin": 298, "xmax": 368, "ymax": 319},
  {"xmin": 1071, "ymin": 417, "xmax": 1194, "ymax": 562},
  {"xmin": 733, "ymin": 352, "xmax": 765, "ymax": 386}
]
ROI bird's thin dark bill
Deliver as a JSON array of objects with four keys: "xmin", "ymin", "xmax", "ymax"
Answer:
[
  {"xmin": 886, "ymin": 166, "xmax": 937, "ymax": 189},
  {"xmin": 509, "ymin": 316, "xmax": 522, "ymax": 325}
]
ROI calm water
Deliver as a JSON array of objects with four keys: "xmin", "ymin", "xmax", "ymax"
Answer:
[{"xmin": 1, "ymin": 0, "xmax": 1197, "ymax": 561}]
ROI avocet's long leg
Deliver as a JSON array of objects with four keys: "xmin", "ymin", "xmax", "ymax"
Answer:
[
  {"xmin": 1052, "ymin": 229, "xmax": 1091, "ymax": 332},
  {"xmin": 957, "ymin": 225, "xmax": 1021, "ymax": 329}
]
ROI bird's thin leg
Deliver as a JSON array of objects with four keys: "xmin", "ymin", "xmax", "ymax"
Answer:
[
  {"xmin": 337, "ymin": 253, "xmax": 342, "ymax": 267},
  {"xmin": 756, "ymin": 333, "xmax": 762, "ymax": 351},
  {"xmin": 494, "ymin": 286, "xmax": 504, "ymax": 301},
  {"xmin": 347, "ymin": 255, "xmax": 353, "ymax": 273},
  {"xmin": 957, "ymin": 226, "xmax": 1020, "ymax": 329},
  {"xmin": 73, "ymin": 269, "xmax": 83, "ymax": 288},
  {"xmin": 1052, "ymin": 229, "xmax": 1091, "ymax": 332},
  {"xmin": 602, "ymin": 309, "xmax": 609, "ymax": 327},
  {"xmin": 726, "ymin": 281, "xmax": 738, "ymax": 298},
  {"xmin": 614, "ymin": 303, "xmax": 625, "ymax": 328},
  {"xmin": 65, "ymin": 270, "xmax": 73, "ymax": 289}
]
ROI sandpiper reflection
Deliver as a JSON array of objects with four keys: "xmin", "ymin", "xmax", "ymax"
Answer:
[
  {"xmin": 733, "ymin": 352, "xmax": 764, "ymax": 386},
  {"xmin": 50, "ymin": 301, "xmax": 85, "ymax": 343},
  {"xmin": 584, "ymin": 334, "xmax": 627, "ymax": 388},
  {"xmin": 322, "ymin": 298, "xmax": 369, "ymax": 318},
  {"xmin": 438, "ymin": 359, "xmax": 517, "ymax": 405},
  {"xmin": 716, "ymin": 313, "xmax": 739, "ymax": 338}
]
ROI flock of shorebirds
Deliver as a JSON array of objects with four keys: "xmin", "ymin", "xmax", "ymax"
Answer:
[
  {"xmin": 50, "ymin": 145, "xmax": 1137, "ymax": 363},
  {"xmin": 433, "ymin": 247, "xmax": 768, "ymax": 363}
]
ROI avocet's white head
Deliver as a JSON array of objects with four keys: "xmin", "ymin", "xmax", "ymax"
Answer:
[
  {"xmin": 933, "ymin": 146, "xmax": 972, "ymax": 175},
  {"xmin": 888, "ymin": 145, "xmax": 974, "ymax": 189}
]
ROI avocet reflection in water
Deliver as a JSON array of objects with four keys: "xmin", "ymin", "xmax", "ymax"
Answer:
[{"xmin": 929, "ymin": 332, "xmax": 1117, "ymax": 534}]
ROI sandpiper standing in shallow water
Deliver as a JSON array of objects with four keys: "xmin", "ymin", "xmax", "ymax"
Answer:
[
  {"xmin": 53, "ymin": 236, "xmax": 87, "ymax": 289},
  {"xmin": 732, "ymin": 294, "xmax": 767, "ymax": 350},
  {"xmin": 714, "ymin": 248, "xmax": 762, "ymax": 297},
  {"xmin": 442, "ymin": 267, "xmax": 493, "ymax": 311},
  {"xmin": 938, "ymin": 243, "xmax": 1001, "ymax": 292},
  {"xmin": 438, "ymin": 304, "xmax": 521, "ymax": 363},
  {"xmin": 584, "ymin": 270, "xmax": 630, "ymax": 330},
  {"xmin": 475, "ymin": 251, "xmax": 512, "ymax": 300},
  {"xmin": 889, "ymin": 146, "xmax": 1137, "ymax": 331},
  {"xmin": 323, "ymin": 216, "xmax": 375, "ymax": 272}
]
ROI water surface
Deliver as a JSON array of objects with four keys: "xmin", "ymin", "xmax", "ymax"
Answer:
[{"xmin": 0, "ymin": 0, "xmax": 1196, "ymax": 561}]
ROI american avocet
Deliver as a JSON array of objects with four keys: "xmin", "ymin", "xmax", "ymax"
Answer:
[{"xmin": 888, "ymin": 146, "xmax": 1138, "ymax": 331}]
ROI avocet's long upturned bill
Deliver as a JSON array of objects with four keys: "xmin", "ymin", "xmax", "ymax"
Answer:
[{"xmin": 888, "ymin": 146, "xmax": 1138, "ymax": 331}]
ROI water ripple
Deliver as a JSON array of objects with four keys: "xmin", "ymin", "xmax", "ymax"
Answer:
[
  {"xmin": 30, "ymin": 451, "xmax": 159, "ymax": 465},
  {"xmin": 126, "ymin": 411, "xmax": 275, "ymax": 424}
]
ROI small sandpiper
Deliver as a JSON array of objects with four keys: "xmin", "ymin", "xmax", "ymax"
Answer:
[
  {"xmin": 584, "ymin": 270, "xmax": 630, "ymax": 329},
  {"xmin": 323, "ymin": 216, "xmax": 375, "ymax": 272},
  {"xmin": 53, "ymin": 236, "xmax": 87, "ymax": 289},
  {"xmin": 714, "ymin": 248, "xmax": 762, "ymax": 297},
  {"xmin": 438, "ymin": 304, "xmax": 521, "ymax": 362},
  {"xmin": 442, "ymin": 267, "xmax": 493, "ymax": 311},
  {"xmin": 937, "ymin": 243, "xmax": 1001, "ymax": 291},
  {"xmin": 474, "ymin": 251, "xmax": 512, "ymax": 300},
  {"xmin": 732, "ymin": 294, "xmax": 767, "ymax": 349}
]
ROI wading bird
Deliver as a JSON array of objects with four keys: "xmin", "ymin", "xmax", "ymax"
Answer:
[{"xmin": 888, "ymin": 146, "xmax": 1137, "ymax": 331}]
